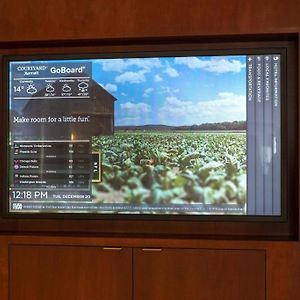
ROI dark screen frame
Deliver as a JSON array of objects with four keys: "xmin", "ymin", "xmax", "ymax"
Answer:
[{"xmin": 0, "ymin": 35, "xmax": 298, "ymax": 239}]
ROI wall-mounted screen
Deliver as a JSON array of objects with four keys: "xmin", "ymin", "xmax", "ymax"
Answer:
[{"xmin": 7, "ymin": 52, "xmax": 282, "ymax": 216}]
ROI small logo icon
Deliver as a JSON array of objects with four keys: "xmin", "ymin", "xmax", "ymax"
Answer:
[
  {"xmin": 13, "ymin": 143, "xmax": 19, "ymax": 154},
  {"xmin": 13, "ymin": 160, "xmax": 20, "ymax": 170}
]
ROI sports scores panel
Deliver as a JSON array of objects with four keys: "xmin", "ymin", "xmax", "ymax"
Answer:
[{"xmin": 8, "ymin": 54, "xmax": 281, "ymax": 216}]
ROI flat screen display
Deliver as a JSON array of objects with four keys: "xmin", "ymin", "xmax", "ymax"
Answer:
[{"xmin": 7, "ymin": 52, "xmax": 282, "ymax": 216}]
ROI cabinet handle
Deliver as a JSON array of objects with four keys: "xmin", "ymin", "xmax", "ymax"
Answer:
[
  {"xmin": 142, "ymin": 248, "xmax": 162, "ymax": 251},
  {"xmin": 103, "ymin": 247, "xmax": 123, "ymax": 251}
]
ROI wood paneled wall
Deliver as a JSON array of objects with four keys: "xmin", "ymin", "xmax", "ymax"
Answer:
[
  {"xmin": 0, "ymin": 0, "xmax": 299, "ymax": 42},
  {"xmin": 1, "ymin": 236, "xmax": 300, "ymax": 299},
  {"xmin": 0, "ymin": 0, "xmax": 300, "ymax": 299}
]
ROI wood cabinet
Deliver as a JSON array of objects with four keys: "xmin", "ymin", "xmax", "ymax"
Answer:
[
  {"xmin": 9, "ymin": 245, "xmax": 132, "ymax": 300},
  {"xmin": 8, "ymin": 244, "xmax": 265, "ymax": 300},
  {"xmin": 134, "ymin": 248, "xmax": 265, "ymax": 300}
]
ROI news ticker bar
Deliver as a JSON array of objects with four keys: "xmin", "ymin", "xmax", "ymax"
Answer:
[{"xmin": 10, "ymin": 201, "xmax": 245, "ymax": 213}]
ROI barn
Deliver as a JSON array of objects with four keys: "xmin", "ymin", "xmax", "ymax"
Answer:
[{"xmin": 19, "ymin": 77, "xmax": 116, "ymax": 139}]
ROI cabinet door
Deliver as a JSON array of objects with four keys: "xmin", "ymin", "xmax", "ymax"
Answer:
[
  {"xmin": 9, "ymin": 245, "xmax": 132, "ymax": 300},
  {"xmin": 134, "ymin": 248, "xmax": 265, "ymax": 300}
]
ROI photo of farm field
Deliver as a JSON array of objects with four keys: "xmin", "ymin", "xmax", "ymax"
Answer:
[
  {"xmin": 91, "ymin": 54, "xmax": 247, "ymax": 214},
  {"xmin": 92, "ymin": 130, "xmax": 247, "ymax": 214}
]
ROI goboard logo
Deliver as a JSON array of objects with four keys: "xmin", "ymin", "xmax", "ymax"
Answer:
[{"xmin": 50, "ymin": 66, "xmax": 85, "ymax": 74}]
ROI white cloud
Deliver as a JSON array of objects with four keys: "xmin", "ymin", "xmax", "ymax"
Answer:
[
  {"xmin": 154, "ymin": 74, "xmax": 163, "ymax": 82},
  {"xmin": 164, "ymin": 66, "xmax": 179, "ymax": 77},
  {"xmin": 129, "ymin": 58, "xmax": 162, "ymax": 70},
  {"xmin": 116, "ymin": 117, "xmax": 141, "ymax": 126},
  {"xmin": 174, "ymin": 57, "xmax": 246, "ymax": 73},
  {"xmin": 160, "ymin": 85, "xmax": 174, "ymax": 96},
  {"xmin": 100, "ymin": 59, "xmax": 129, "ymax": 72},
  {"xmin": 115, "ymin": 70, "xmax": 148, "ymax": 84},
  {"xmin": 143, "ymin": 87, "xmax": 154, "ymax": 97},
  {"xmin": 97, "ymin": 58, "xmax": 162, "ymax": 72},
  {"xmin": 174, "ymin": 57, "xmax": 203, "ymax": 69},
  {"xmin": 101, "ymin": 83, "xmax": 118, "ymax": 93},
  {"xmin": 173, "ymin": 88, "xmax": 180, "ymax": 93},
  {"xmin": 159, "ymin": 92, "xmax": 246, "ymax": 125},
  {"xmin": 120, "ymin": 101, "xmax": 151, "ymax": 115},
  {"xmin": 218, "ymin": 92, "xmax": 235, "ymax": 98},
  {"xmin": 164, "ymin": 96, "xmax": 185, "ymax": 107}
]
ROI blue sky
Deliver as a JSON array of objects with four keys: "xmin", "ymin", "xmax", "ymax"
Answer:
[{"xmin": 92, "ymin": 55, "xmax": 246, "ymax": 126}]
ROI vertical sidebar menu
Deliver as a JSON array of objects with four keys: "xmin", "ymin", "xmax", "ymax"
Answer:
[
  {"xmin": 263, "ymin": 56, "xmax": 273, "ymax": 215},
  {"xmin": 255, "ymin": 55, "xmax": 264, "ymax": 215},
  {"xmin": 246, "ymin": 54, "xmax": 281, "ymax": 216},
  {"xmin": 273, "ymin": 55, "xmax": 281, "ymax": 216},
  {"xmin": 246, "ymin": 56, "xmax": 256, "ymax": 215}
]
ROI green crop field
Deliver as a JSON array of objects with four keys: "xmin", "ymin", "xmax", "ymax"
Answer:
[{"xmin": 92, "ymin": 131, "xmax": 247, "ymax": 214}]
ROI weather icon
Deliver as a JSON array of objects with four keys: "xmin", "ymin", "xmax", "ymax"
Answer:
[
  {"xmin": 62, "ymin": 84, "xmax": 72, "ymax": 93},
  {"xmin": 26, "ymin": 84, "xmax": 37, "ymax": 95},
  {"xmin": 78, "ymin": 82, "xmax": 89, "ymax": 93},
  {"xmin": 46, "ymin": 84, "xmax": 55, "ymax": 93}
]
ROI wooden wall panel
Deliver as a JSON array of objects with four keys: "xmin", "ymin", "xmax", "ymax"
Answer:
[
  {"xmin": 134, "ymin": 248, "xmax": 266, "ymax": 300},
  {"xmin": 0, "ymin": 0, "xmax": 299, "ymax": 300},
  {"xmin": 267, "ymin": 243, "xmax": 300, "ymax": 300},
  {"xmin": 0, "ymin": 239, "xmax": 8, "ymax": 300},
  {"xmin": 9, "ymin": 244, "xmax": 132, "ymax": 300},
  {"xmin": 0, "ymin": 236, "xmax": 300, "ymax": 299},
  {"xmin": 0, "ymin": 0, "xmax": 299, "ymax": 42}
]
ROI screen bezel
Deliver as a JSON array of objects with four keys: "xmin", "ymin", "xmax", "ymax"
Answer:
[{"xmin": 0, "ymin": 36, "xmax": 298, "ymax": 239}]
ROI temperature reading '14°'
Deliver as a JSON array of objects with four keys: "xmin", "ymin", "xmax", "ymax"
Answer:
[{"xmin": 13, "ymin": 86, "xmax": 24, "ymax": 93}]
